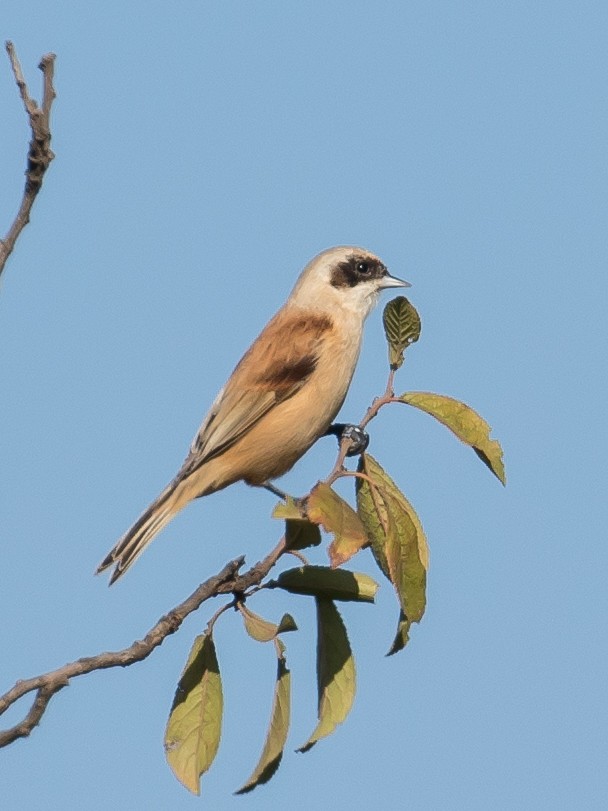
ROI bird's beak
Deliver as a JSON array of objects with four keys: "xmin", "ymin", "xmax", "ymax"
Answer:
[{"xmin": 379, "ymin": 272, "xmax": 411, "ymax": 289}]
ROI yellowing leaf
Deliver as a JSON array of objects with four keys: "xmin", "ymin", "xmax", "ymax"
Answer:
[
  {"xmin": 272, "ymin": 498, "xmax": 322, "ymax": 550},
  {"xmin": 235, "ymin": 640, "xmax": 291, "ymax": 794},
  {"xmin": 274, "ymin": 565, "xmax": 378, "ymax": 603},
  {"xmin": 272, "ymin": 497, "xmax": 302, "ymax": 520},
  {"xmin": 356, "ymin": 454, "xmax": 427, "ymax": 653},
  {"xmin": 397, "ymin": 490, "xmax": 429, "ymax": 571},
  {"xmin": 298, "ymin": 599, "xmax": 356, "ymax": 752},
  {"xmin": 399, "ymin": 391, "xmax": 506, "ymax": 485},
  {"xmin": 240, "ymin": 605, "xmax": 277, "ymax": 642},
  {"xmin": 240, "ymin": 605, "xmax": 298, "ymax": 643},
  {"xmin": 164, "ymin": 632, "xmax": 223, "ymax": 795},
  {"xmin": 382, "ymin": 296, "xmax": 421, "ymax": 369},
  {"xmin": 306, "ymin": 482, "xmax": 368, "ymax": 567}
]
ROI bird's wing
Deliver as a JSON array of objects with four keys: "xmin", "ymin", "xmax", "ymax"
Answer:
[{"xmin": 182, "ymin": 310, "xmax": 334, "ymax": 474}]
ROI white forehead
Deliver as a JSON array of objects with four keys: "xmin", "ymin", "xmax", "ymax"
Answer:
[
  {"xmin": 296, "ymin": 245, "xmax": 378, "ymax": 285},
  {"xmin": 309, "ymin": 245, "xmax": 372, "ymax": 277}
]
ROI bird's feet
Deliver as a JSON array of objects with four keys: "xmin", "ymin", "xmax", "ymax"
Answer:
[
  {"xmin": 262, "ymin": 481, "xmax": 290, "ymax": 500},
  {"xmin": 325, "ymin": 423, "xmax": 370, "ymax": 457}
]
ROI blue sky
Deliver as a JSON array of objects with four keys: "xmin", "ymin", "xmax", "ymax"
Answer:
[{"xmin": 1, "ymin": 2, "xmax": 607, "ymax": 809}]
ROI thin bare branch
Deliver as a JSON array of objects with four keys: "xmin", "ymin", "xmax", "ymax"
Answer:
[
  {"xmin": 0, "ymin": 42, "xmax": 57, "ymax": 279},
  {"xmin": 0, "ymin": 544, "xmax": 290, "ymax": 748},
  {"xmin": 325, "ymin": 434, "xmax": 357, "ymax": 486},
  {"xmin": 359, "ymin": 368, "xmax": 398, "ymax": 430}
]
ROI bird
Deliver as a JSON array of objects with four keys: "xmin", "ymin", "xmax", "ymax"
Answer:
[{"xmin": 97, "ymin": 246, "xmax": 410, "ymax": 583}]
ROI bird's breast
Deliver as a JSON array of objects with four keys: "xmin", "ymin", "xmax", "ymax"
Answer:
[{"xmin": 214, "ymin": 317, "xmax": 362, "ymax": 487}]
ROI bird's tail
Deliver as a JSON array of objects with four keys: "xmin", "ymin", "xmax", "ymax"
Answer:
[{"xmin": 96, "ymin": 478, "xmax": 191, "ymax": 584}]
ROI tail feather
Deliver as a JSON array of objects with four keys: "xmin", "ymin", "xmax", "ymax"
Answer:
[{"xmin": 97, "ymin": 481, "xmax": 187, "ymax": 584}]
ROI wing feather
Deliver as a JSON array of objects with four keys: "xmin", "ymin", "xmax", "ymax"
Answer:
[{"xmin": 181, "ymin": 310, "xmax": 333, "ymax": 475}]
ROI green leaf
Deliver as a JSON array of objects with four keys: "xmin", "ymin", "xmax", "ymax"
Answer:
[
  {"xmin": 382, "ymin": 296, "xmax": 421, "ymax": 369},
  {"xmin": 276, "ymin": 613, "xmax": 298, "ymax": 634},
  {"xmin": 306, "ymin": 482, "xmax": 368, "ymax": 567},
  {"xmin": 298, "ymin": 599, "xmax": 356, "ymax": 752},
  {"xmin": 235, "ymin": 640, "xmax": 291, "ymax": 794},
  {"xmin": 274, "ymin": 565, "xmax": 378, "ymax": 603},
  {"xmin": 399, "ymin": 391, "xmax": 506, "ymax": 484},
  {"xmin": 381, "ymin": 489, "xmax": 426, "ymax": 625},
  {"xmin": 356, "ymin": 453, "xmax": 429, "ymax": 572},
  {"xmin": 164, "ymin": 632, "xmax": 223, "ymax": 795},
  {"xmin": 285, "ymin": 520, "xmax": 323, "ymax": 551},
  {"xmin": 272, "ymin": 498, "xmax": 322, "ymax": 550},
  {"xmin": 387, "ymin": 610, "xmax": 411, "ymax": 656},
  {"xmin": 356, "ymin": 454, "xmax": 427, "ymax": 652},
  {"xmin": 355, "ymin": 462, "xmax": 391, "ymax": 580},
  {"xmin": 240, "ymin": 605, "xmax": 298, "ymax": 643}
]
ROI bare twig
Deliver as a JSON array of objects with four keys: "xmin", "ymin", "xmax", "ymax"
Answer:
[
  {"xmin": 359, "ymin": 368, "xmax": 398, "ymax": 430},
  {"xmin": 324, "ymin": 434, "xmax": 357, "ymax": 486},
  {"xmin": 323, "ymin": 368, "xmax": 400, "ymax": 489},
  {"xmin": 0, "ymin": 544, "xmax": 290, "ymax": 748},
  {"xmin": 218, "ymin": 536, "xmax": 287, "ymax": 595},
  {"xmin": 0, "ymin": 42, "xmax": 56, "ymax": 279}
]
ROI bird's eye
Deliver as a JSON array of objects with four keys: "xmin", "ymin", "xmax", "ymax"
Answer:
[{"xmin": 356, "ymin": 261, "xmax": 371, "ymax": 275}]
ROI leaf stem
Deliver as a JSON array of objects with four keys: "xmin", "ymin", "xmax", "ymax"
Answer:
[{"xmin": 206, "ymin": 602, "xmax": 233, "ymax": 634}]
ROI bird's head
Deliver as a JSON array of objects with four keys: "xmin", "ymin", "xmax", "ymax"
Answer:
[{"xmin": 288, "ymin": 246, "xmax": 410, "ymax": 319}]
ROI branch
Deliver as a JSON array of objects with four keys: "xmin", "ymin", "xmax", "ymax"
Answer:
[
  {"xmin": 0, "ymin": 42, "xmax": 56, "ymax": 279},
  {"xmin": 359, "ymin": 367, "xmax": 398, "ymax": 430},
  {"xmin": 323, "ymin": 368, "xmax": 400, "ymax": 487},
  {"xmin": 0, "ymin": 545, "xmax": 289, "ymax": 748}
]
